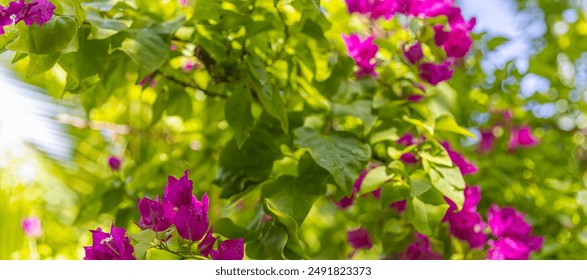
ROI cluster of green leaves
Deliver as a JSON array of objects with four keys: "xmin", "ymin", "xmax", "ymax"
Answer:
[{"xmin": 4, "ymin": 0, "xmax": 587, "ymax": 260}]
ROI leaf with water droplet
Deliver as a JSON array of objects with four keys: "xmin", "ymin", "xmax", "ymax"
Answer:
[{"xmin": 294, "ymin": 127, "xmax": 371, "ymax": 195}]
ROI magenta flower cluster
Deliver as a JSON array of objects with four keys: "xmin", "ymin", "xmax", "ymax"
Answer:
[
  {"xmin": 487, "ymin": 206, "xmax": 543, "ymax": 260},
  {"xmin": 22, "ymin": 217, "xmax": 42, "ymax": 238},
  {"xmin": 84, "ymin": 225, "xmax": 135, "ymax": 260},
  {"xmin": 339, "ymin": 129, "xmax": 543, "ymax": 259},
  {"xmin": 443, "ymin": 186, "xmax": 487, "ymax": 248},
  {"xmin": 342, "ymin": 34, "xmax": 379, "ymax": 78},
  {"xmin": 0, "ymin": 0, "xmax": 55, "ymax": 35},
  {"xmin": 477, "ymin": 111, "xmax": 539, "ymax": 154},
  {"xmin": 343, "ymin": 0, "xmax": 475, "ymax": 85},
  {"xmin": 137, "ymin": 170, "xmax": 243, "ymax": 260},
  {"xmin": 399, "ymin": 233, "xmax": 442, "ymax": 260},
  {"xmin": 85, "ymin": 170, "xmax": 244, "ymax": 260},
  {"xmin": 397, "ymin": 133, "xmax": 421, "ymax": 165},
  {"xmin": 347, "ymin": 228, "xmax": 373, "ymax": 251}
]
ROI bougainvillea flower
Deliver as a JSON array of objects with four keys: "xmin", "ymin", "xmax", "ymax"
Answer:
[
  {"xmin": 182, "ymin": 60, "xmax": 196, "ymax": 72},
  {"xmin": 404, "ymin": 42, "xmax": 423, "ymax": 64},
  {"xmin": 138, "ymin": 196, "xmax": 171, "ymax": 232},
  {"xmin": 487, "ymin": 205, "xmax": 543, "ymax": 259},
  {"xmin": 170, "ymin": 198, "xmax": 209, "ymax": 242},
  {"xmin": 108, "ymin": 156, "xmax": 121, "ymax": 171},
  {"xmin": 210, "ymin": 238, "xmax": 244, "ymax": 260},
  {"xmin": 442, "ymin": 142, "xmax": 478, "ymax": 176},
  {"xmin": 20, "ymin": 0, "xmax": 55, "ymax": 26},
  {"xmin": 335, "ymin": 168, "xmax": 368, "ymax": 208},
  {"xmin": 342, "ymin": 34, "xmax": 378, "ymax": 77},
  {"xmin": 0, "ymin": 0, "xmax": 55, "ymax": 34},
  {"xmin": 399, "ymin": 153, "xmax": 418, "ymax": 164},
  {"xmin": 445, "ymin": 186, "xmax": 481, "ymax": 215},
  {"xmin": 0, "ymin": 1, "xmax": 24, "ymax": 34},
  {"xmin": 84, "ymin": 225, "xmax": 135, "ymax": 260},
  {"xmin": 477, "ymin": 129, "xmax": 496, "ymax": 154},
  {"xmin": 371, "ymin": 0, "xmax": 397, "ymax": 19},
  {"xmin": 160, "ymin": 170, "xmax": 210, "ymax": 241},
  {"xmin": 502, "ymin": 110, "xmax": 513, "ymax": 121},
  {"xmin": 443, "ymin": 186, "xmax": 487, "ymax": 248},
  {"xmin": 487, "ymin": 237, "xmax": 531, "ymax": 260},
  {"xmin": 441, "ymin": 28, "xmax": 473, "ymax": 58},
  {"xmin": 418, "ymin": 62, "xmax": 453, "ymax": 85},
  {"xmin": 399, "ymin": 233, "xmax": 442, "ymax": 260},
  {"xmin": 22, "ymin": 217, "xmax": 42, "ymax": 238},
  {"xmin": 508, "ymin": 126, "xmax": 539, "ymax": 151},
  {"xmin": 164, "ymin": 170, "xmax": 196, "ymax": 207},
  {"xmin": 448, "ymin": 210, "xmax": 487, "ymax": 248},
  {"xmin": 444, "ymin": 7, "xmax": 476, "ymax": 31},
  {"xmin": 345, "ymin": 0, "xmax": 370, "ymax": 14},
  {"xmin": 433, "ymin": 25, "xmax": 449, "ymax": 46},
  {"xmin": 347, "ymin": 228, "xmax": 373, "ymax": 250},
  {"xmin": 390, "ymin": 200, "xmax": 407, "ymax": 213},
  {"xmin": 345, "ymin": 0, "xmax": 396, "ymax": 19},
  {"xmin": 397, "ymin": 133, "xmax": 415, "ymax": 146},
  {"xmin": 400, "ymin": 0, "xmax": 454, "ymax": 18},
  {"xmin": 397, "ymin": 133, "xmax": 421, "ymax": 164},
  {"xmin": 198, "ymin": 228, "xmax": 218, "ymax": 257},
  {"xmin": 407, "ymin": 94, "xmax": 424, "ymax": 102},
  {"xmin": 488, "ymin": 205, "xmax": 532, "ymax": 240},
  {"xmin": 138, "ymin": 74, "xmax": 157, "ymax": 87}
]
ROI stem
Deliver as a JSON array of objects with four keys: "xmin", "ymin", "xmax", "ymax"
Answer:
[{"xmin": 156, "ymin": 71, "xmax": 228, "ymax": 99}]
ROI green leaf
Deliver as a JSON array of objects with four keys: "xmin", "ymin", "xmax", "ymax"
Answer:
[
  {"xmin": 100, "ymin": 187, "xmax": 126, "ymax": 213},
  {"xmin": 358, "ymin": 166, "xmax": 393, "ymax": 195},
  {"xmin": 118, "ymin": 29, "xmax": 169, "ymax": 75},
  {"xmin": 407, "ymin": 195, "xmax": 449, "ymax": 236},
  {"xmin": 418, "ymin": 141, "xmax": 453, "ymax": 167},
  {"xmin": 301, "ymin": 19, "xmax": 327, "ymax": 43},
  {"xmin": 294, "ymin": 127, "xmax": 371, "ymax": 195},
  {"xmin": 166, "ymin": 85, "xmax": 193, "ymax": 120},
  {"xmin": 214, "ymin": 218, "xmax": 249, "ymax": 240},
  {"xmin": 248, "ymin": 54, "xmax": 268, "ymax": 85},
  {"xmin": 261, "ymin": 153, "xmax": 328, "ymax": 258},
  {"xmin": 151, "ymin": 15, "xmax": 186, "ymax": 35},
  {"xmin": 263, "ymin": 201, "xmax": 305, "ymax": 258},
  {"xmin": 225, "ymin": 88, "xmax": 255, "ymax": 148},
  {"xmin": 403, "ymin": 116, "xmax": 434, "ymax": 135},
  {"xmin": 410, "ymin": 170, "xmax": 432, "ymax": 196},
  {"xmin": 435, "ymin": 115, "xmax": 476, "ymax": 139},
  {"xmin": 132, "ymin": 229, "xmax": 156, "ymax": 243},
  {"xmin": 296, "ymin": 44, "xmax": 316, "ymax": 74},
  {"xmin": 81, "ymin": 83, "xmax": 112, "ymax": 113},
  {"xmin": 7, "ymin": 16, "xmax": 78, "ymax": 55},
  {"xmin": 216, "ymin": 128, "xmax": 281, "ymax": 198},
  {"xmin": 262, "ymin": 158, "xmax": 327, "ymax": 225},
  {"xmin": 246, "ymin": 224, "xmax": 287, "ymax": 260},
  {"xmin": 151, "ymin": 92, "xmax": 168, "ymax": 125},
  {"xmin": 86, "ymin": 10, "xmax": 132, "ymax": 40},
  {"xmin": 58, "ymin": 27, "xmax": 109, "ymax": 92},
  {"xmin": 258, "ymin": 83, "xmax": 288, "ymax": 134},
  {"xmin": 0, "ymin": 28, "xmax": 19, "ymax": 53},
  {"xmin": 27, "ymin": 53, "xmax": 60, "ymax": 77},
  {"xmin": 487, "ymin": 36, "xmax": 509, "ymax": 51},
  {"xmin": 59, "ymin": 0, "xmax": 86, "ymax": 25},
  {"xmin": 424, "ymin": 160, "xmax": 465, "ymax": 210},
  {"xmin": 146, "ymin": 248, "xmax": 181, "ymax": 260},
  {"xmin": 134, "ymin": 242, "xmax": 153, "ymax": 260},
  {"xmin": 380, "ymin": 181, "xmax": 410, "ymax": 209},
  {"xmin": 333, "ymin": 100, "xmax": 377, "ymax": 134}
]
